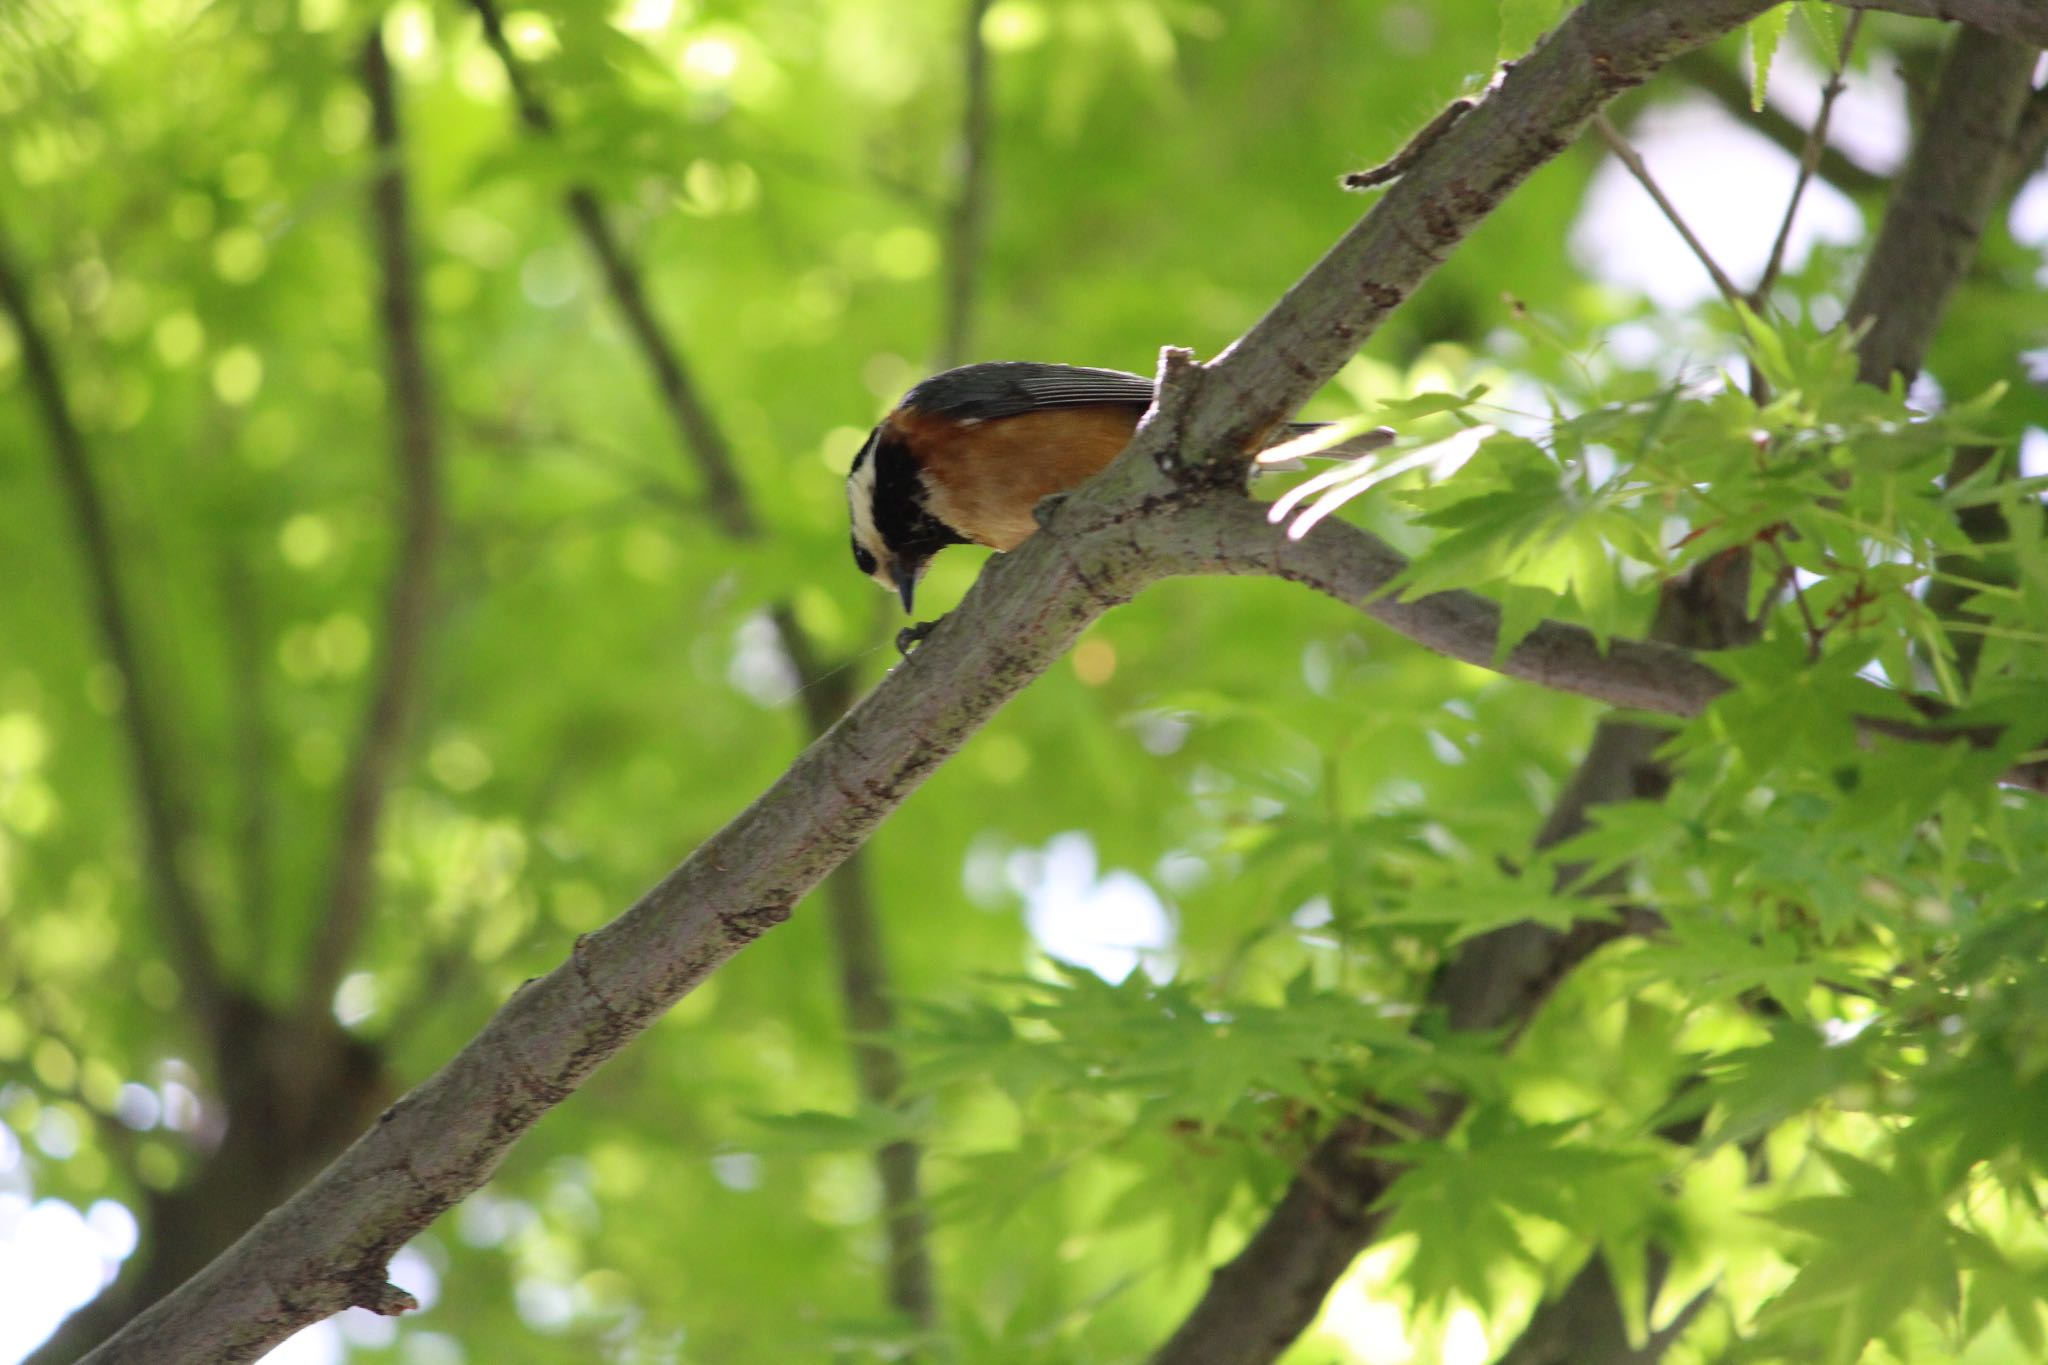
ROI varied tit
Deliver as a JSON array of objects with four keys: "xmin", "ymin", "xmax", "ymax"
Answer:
[{"xmin": 846, "ymin": 360, "xmax": 1394, "ymax": 612}]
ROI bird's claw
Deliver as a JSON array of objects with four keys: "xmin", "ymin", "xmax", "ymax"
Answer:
[{"xmin": 896, "ymin": 619, "xmax": 939, "ymax": 657}]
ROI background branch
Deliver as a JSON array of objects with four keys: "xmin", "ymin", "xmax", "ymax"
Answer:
[
  {"xmin": 300, "ymin": 30, "xmax": 449, "ymax": 1015},
  {"xmin": 1850, "ymin": 29, "xmax": 2040, "ymax": 685},
  {"xmin": 936, "ymin": 0, "xmax": 994, "ymax": 370},
  {"xmin": 777, "ymin": 617, "xmax": 937, "ymax": 1330},
  {"xmin": 1827, "ymin": 0, "xmax": 2048, "ymax": 47},
  {"xmin": 466, "ymin": 0, "xmax": 939, "ymax": 1329},
  {"xmin": 218, "ymin": 550, "xmax": 276, "ymax": 971},
  {"xmin": 1846, "ymin": 25, "xmax": 2038, "ymax": 386},
  {"xmin": 0, "ymin": 220, "xmax": 227, "ymax": 1029},
  {"xmin": 467, "ymin": 0, "xmax": 755, "ymax": 536}
]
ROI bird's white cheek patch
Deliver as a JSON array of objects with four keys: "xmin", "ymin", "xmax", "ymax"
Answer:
[{"xmin": 847, "ymin": 456, "xmax": 884, "ymax": 566}]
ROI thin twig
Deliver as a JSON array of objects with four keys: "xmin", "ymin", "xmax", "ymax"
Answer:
[
  {"xmin": 467, "ymin": 0, "xmax": 755, "ymax": 537},
  {"xmin": 1771, "ymin": 546, "xmax": 1826, "ymax": 659},
  {"xmin": 937, "ymin": 0, "xmax": 994, "ymax": 370},
  {"xmin": 1592, "ymin": 113, "xmax": 1747, "ymax": 310},
  {"xmin": 1669, "ymin": 48, "xmax": 1887, "ymax": 197},
  {"xmin": 0, "ymin": 220, "xmax": 227, "ymax": 1030},
  {"xmin": 1752, "ymin": 12, "xmax": 1864, "ymax": 302},
  {"xmin": 301, "ymin": 30, "xmax": 447, "ymax": 1014}
]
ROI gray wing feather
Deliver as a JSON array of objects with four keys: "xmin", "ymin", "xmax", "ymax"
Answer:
[{"xmin": 902, "ymin": 362, "xmax": 1156, "ymax": 420}]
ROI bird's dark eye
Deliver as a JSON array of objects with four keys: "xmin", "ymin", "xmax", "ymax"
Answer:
[{"xmin": 851, "ymin": 538, "xmax": 878, "ymax": 576}]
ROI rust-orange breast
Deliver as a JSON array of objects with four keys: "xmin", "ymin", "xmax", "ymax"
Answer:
[{"xmin": 893, "ymin": 404, "xmax": 1142, "ymax": 551}]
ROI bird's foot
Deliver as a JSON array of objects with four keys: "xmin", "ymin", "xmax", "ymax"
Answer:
[
  {"xmin": 1032, "ymin": 493, "xmax": 1067, "ymax": 530},
  {"xmin": 896, "ymin": 618, "xmax": 940, "ymax": 656}
]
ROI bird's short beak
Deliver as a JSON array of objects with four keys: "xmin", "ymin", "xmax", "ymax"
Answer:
[{"xmin": 896, "ymin": 572, "xmax": 917, "ymax": 613}]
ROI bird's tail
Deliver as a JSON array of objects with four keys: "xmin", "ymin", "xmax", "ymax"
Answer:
[{"xmin": 1255, "ymin": 422, "xmax": 1397, "ymax": 472}]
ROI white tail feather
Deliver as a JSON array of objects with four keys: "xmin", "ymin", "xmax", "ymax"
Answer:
[{"xmin": 1253, "ymin": 423, "xmax": 1397, "ymax": 472}]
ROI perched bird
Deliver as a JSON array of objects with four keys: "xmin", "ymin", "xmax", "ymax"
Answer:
[{"xmin": 846, "ymin": 361, "xmax": 1393, "ymax": 612}]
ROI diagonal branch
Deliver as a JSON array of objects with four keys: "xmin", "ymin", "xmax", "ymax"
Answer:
[
  {"xmin": 0, "ymin": 221, "xmax": 228, "ymax": 1029},
  {"xmin": 75, "ymin": 416, "xmax": 2045, "ymax": 1364},
  {"xmin": 300, "ymin": 30, "xmax": 449, "ymax": 1016}
]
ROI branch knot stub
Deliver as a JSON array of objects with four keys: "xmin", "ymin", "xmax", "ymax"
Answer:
[
  {"xmin": 1145, "ymin": 346, "xmax": 1203, "ymax": 480},
  {"xmin": 350, "ymin": 1277, "xmax": 418, "ymax": 1317}
]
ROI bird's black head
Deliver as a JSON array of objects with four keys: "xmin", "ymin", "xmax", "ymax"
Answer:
[{"xmin": 846, "ymin": 420, "xmax": 966, "ymax": 613}]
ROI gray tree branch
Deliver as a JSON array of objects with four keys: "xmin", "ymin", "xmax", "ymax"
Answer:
[
  {"xmin": 301, "ymin": 30, "xmax": 449, "ymax": 1016},
  {"xmin": 74, "ymin": 419, "xmax": 2044, "ymax": 1363},
  {"xmin": 0, "ymin": 219, "xmax": 228, "ymax": 1029}
]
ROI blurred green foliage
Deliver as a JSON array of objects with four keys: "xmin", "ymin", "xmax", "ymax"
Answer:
[{"xmin": 4, "ymin": 0, "xmax": 2048, "ymax": 1362}]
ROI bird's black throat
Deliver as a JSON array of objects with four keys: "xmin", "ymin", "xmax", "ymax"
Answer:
[{"xmin": 872, "ymin": 428, "xmax": 967, "ymax": 567}]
